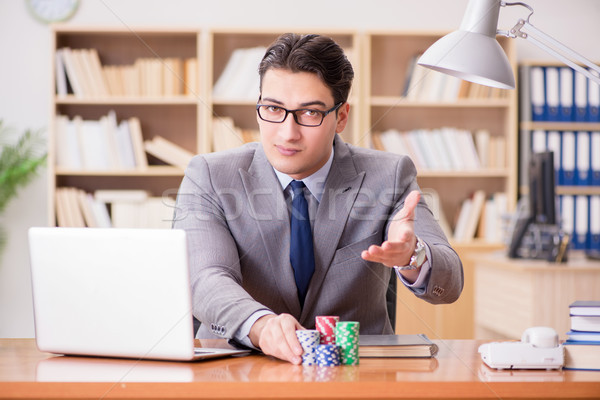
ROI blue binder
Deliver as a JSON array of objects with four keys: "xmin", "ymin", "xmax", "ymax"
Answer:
[
  {"xmin": 546, "ymin": 67, "xmax": 560, "ymax": 121},
  {"xmin": 592, "ymin": 132, "xmax": 600, "ymax": 186},
  {"xmin": 559, "ymin": 131, "xmax": 576, "ymax": 186},
  {"xmin": 573, "ymin": 195, "xmax": 589, "ymax": 251},
  {"xmin": 574, "ymin": 71, "xmax": 588, "ymax": 122},
  {"xmin": 575, "ymin": 131, "xmax": 591, "ymax": 186},
  {"xmin": 530, "ymin": 67, "xmax": 546, "ymax": 121},
  {"xmin": 590, "ymin": 195, "xmax": 600, "ymax": 252},
  {"xmin": 559, "ymin": 67, "xmax": 574, "ymax": 122},
  {"xmin": 589, "ymin": 70, "xmax": 600, "ymax": 122}
]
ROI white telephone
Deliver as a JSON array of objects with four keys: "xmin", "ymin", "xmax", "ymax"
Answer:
[{"xmin": 478, "ymin": 327, "xmax": 564, "ymax": 370}]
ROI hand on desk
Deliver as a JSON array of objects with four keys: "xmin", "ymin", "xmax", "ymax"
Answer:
[
  {"xmin": 249, "ymin": 313, "xmax": 304, "ymax": 364},
  {"xmin": 361, "ymin": 189, "xmax": 422, "ymax": 283}
]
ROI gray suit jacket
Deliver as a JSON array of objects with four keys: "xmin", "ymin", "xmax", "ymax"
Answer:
[{"xmin": 173, "ymin": 135, "xmax": 463, "ymax": 340}]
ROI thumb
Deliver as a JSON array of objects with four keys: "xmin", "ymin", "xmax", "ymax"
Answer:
[{"xmin": 394, "ymin": 190, "xmax": 421, "ymax": 223}]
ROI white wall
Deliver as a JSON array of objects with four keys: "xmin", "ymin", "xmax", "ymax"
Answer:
[{"xmin": 0, "ymin": 0, "xmax": 598, "ymax": 337}]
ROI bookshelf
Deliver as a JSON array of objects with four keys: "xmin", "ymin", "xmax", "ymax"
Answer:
[
  {"xmin": 48, "ymin": 27, "xmax": 519, "ymax": 243},
  {"xmin": 49, "ymin": 26, "xmax": 202, "ymax": 226},
  {"xmin": 519, "ymin": 61, "xmax": 600, "ymax": 252}
]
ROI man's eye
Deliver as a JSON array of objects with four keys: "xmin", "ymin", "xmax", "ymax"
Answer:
[
  {"xmin": 265, "ymin": 106, "xmax": 282, "ymax": 113},
  {"xmin": 302, "ymin": 109, "xmax": 320, "ymax": 117}
]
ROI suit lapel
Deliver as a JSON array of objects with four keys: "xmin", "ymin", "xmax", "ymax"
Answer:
[
  {"xmin": 239, "ymin": 146, "xmax": 301, "ymax": 316},
  {"xmin": 301, "ymin": 136, "xmax": 365, "ymax": 322}
]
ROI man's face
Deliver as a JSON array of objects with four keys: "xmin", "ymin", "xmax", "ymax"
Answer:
[{"xmin": 257, "ymin": 68, "xmax": 349, "ymax": 180}]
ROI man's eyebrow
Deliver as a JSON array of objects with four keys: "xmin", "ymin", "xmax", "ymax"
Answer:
[
  {"xmin": 260, "ymin": 97, "xmax": 284, "ymax": 105},
  {"xmin": 260, "ymin": 98, "xmax": 328, "ymax": 108},
  {"xmin": 299, "ymin": 100, "xmax": 327, "ymax": 108}
]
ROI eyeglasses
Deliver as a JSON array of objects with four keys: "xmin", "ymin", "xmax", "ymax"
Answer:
[{"xmin": 256, "ymin": 102, "xmax": 343, "ymax": 127}]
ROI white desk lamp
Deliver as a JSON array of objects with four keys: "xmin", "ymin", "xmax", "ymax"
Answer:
[{"xmin": 418, "ymin": 0, "xmax": 600, "ymax": 89}]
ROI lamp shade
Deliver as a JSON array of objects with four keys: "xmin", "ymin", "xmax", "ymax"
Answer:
[{"xmin": 418, "ymin": 0, "xmax": 515, "ymax": 89}]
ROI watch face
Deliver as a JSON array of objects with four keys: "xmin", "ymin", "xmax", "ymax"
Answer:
[{"xmin": 27, "ymin": 0, "xmax": 80, "ymax": 23}]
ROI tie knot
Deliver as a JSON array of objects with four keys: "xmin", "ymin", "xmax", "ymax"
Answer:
[{"xmin": 290, "ymin": 180, "xmax": 306, "ymax": 196}]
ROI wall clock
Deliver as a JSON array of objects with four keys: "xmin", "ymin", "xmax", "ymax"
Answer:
[{"xmin": 26, "ymin": 0, "xmax": 80, "ymax": 24}]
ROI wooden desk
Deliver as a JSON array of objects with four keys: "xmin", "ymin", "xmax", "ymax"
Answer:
[
  {"xmin": 1, "ymin": 339, "xmax": 599, "ymax": 399},
  {"xmin": 473, "ymin": 251, "xmax": 600, "ymax": 340}
]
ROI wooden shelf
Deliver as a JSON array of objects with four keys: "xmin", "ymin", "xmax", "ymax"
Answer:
[
  {"xmin": 370, "ymin": 96, "xmax": 512, "ymax": 108},
  {"xmin": 55, "ymin": 96, "xmax": 198, "ymax": 105},
  {"xmin": 520, "ymin": 121, "xmax": 600, "ymax": 131},
  {"xmin": 55, "ymin": 166, "xmax": 185, "ymax": 177},
  {"xmin": 417, "ymin": 169, "xmax": 510, "ymax": 178}
]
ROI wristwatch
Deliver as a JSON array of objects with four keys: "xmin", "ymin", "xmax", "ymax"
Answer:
[{"xmin": 394, "ymin": 236, "xmax": 426, "ymax": 272}]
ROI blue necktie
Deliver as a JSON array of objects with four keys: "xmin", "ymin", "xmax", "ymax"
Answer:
[{"xmin": 289, "ymin": 180, "xmax": 315, "ymax": 307}]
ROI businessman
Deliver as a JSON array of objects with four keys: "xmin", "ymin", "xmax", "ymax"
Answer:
[{"xmin": 173, "ymin": 33, "xmax": 463, "ymax": 364}]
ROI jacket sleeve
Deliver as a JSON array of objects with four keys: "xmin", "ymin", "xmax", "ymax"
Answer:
[
  {"xmin": 172, "ymin": 155, "xmax": 271, "ymax": 339},
  {"xmin": 386, "ymin": 156, "xmax": 464, "ymax": 305}
]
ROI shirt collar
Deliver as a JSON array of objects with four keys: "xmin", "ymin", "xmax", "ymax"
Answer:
[{"xmin": 272, "ymin": 146, "xmax": 334, "ymax": 203}]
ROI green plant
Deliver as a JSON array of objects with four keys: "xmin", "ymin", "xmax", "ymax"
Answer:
[{"xmin": 0, "ymin": 120, "xmax": 47, "ymax": 255}]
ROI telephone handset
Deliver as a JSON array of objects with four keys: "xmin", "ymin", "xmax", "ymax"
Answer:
[{"xmin": 478, "ymin": 327, "xmax": 564, "ymax": 370}]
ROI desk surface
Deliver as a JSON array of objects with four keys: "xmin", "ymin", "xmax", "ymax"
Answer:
[{"xmin": 1, "ymin": 339, "xmax": 599, "ymax": 399}]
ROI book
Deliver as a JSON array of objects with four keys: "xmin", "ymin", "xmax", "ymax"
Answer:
[
  {"xmin": 566, "ymin": 330, "xmax": 600, "ymax": 342},
  {"xmin": 421, "ymin": 188, "xmax": 452, "ymax": 240},
  {"xmin": 127, "ymin": 117, "xmax": 148, "ymax": 169},
  {"xmin": 564, "ymin": 341, "xmax": 600, "ymax": 371},
  {"xmin": 94, "ymin": 189, "xmax": 149, "ymax": 204},
  {"xmin": 358, "ymin": 334, "xmax": 438, "ymax": 358},
  {"xmin": 570, "ymin": 315, "xmax": 600, "ymax": 333},
  {"xmin": 143, "ymin": 136, "xmax": 194, "ymax": 169},
  {"xmin": 462, "ymin": 190, "xmax": 486, "ymax": 241},
  {"xmin": 570, "ymin": 300, "xmax": 600, "ymax": 316}
]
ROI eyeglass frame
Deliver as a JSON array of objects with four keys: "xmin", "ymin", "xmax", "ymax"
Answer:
[{"xmin": 256, "ymin": 102, "xmax": 343, "ymax": 127}]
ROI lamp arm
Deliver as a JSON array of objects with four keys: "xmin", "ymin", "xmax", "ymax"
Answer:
[{"xmin": 509, "ymin": 19, "xmax": 600, "ymax": 86}]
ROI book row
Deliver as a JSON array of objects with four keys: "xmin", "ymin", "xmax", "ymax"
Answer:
[
  {"xmin": 372, "ymin": 127, "xmax": 505, "ymax": 172},
  {"xmin": 403, "ymin": 55, "xmax": 508, "ymax": 102},
  {"xmin": 212, "ymin": 46, "xmax": 357, "ymax": 102},
  {"xmin": 56, "ymin": 47, "xmax": 199, "ymax": 98},
  {"xmin": 212, "ymin": 46, "xmax": 267, "ymax": 101},
  {"xmin": 559, "ymin": 194, "xmax": 600, "ymax": 252},
  {"xmin": 529, "ymin": 130, "xmax": 600, "ymax": 186},
  {"xmin": 212, "ymin": 116, "xmax": 260, "ymax": 153},
  {"xmin": 564, "ymin": 300, "xmax": 600, "ymax": 371},
  {"xmin": 54, "ymin": 111, "xmax": 194, "ymax": 171},
  {"xmin": 522, "ymin": 65, "xmax": 600, "ymax": 122},
  {"xmin": 422, "ymin": 188, "xmax": 508, "ymax": 244},
  {"xmin": 55, "ymin": 187, "xmax": 175, "ymax": 229}
]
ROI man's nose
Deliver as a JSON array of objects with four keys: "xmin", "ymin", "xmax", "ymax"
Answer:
[{"xmin": 278, "ymin": 112, "xmax": 302, "ymax": 140}]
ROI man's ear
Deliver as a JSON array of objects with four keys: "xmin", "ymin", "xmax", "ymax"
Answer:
[{"xmin": 335, "ymin": 102, "xmax": 350, "ymax": 133}]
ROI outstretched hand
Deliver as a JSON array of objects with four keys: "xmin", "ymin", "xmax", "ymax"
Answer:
[{"xmin": 361, "ymin": 190, "xmax": 422, "ymax": 281}]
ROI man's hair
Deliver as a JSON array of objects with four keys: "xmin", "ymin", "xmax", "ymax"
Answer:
[{"xmin": 258, "ymin": 33, "xmax": 354, "ymax": 106}]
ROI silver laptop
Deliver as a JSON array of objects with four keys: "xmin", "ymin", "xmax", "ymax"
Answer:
[{"xmin": 28, "ymin": 227, "xmax": 250, "ymax": 361}]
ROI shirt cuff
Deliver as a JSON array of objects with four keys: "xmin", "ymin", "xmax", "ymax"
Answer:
[
  {"xmin": 397, "ymin": 243, "xmax": 432, "ymax": 294},
  {"xmin": 233, "ymin": 309, "xmax": 275, "ymax": 350}
]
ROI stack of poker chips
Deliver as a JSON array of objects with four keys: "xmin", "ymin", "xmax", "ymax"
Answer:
[
  {"xmin": 298, "ymin": 316, "xmax": 359, "ymax": 368},
  {"xmin": 296, "ymin": 329, "xmax": 320, "ymax": 366},
  {"xmin": 315, "ymin": 344, "xmax": 341, "ymax": 367},
  {"xmin": 334, "ymin": 321, "xmax": 360, "ymax": 365},
  {"xmin": 315, "ymin": 315, "xmax": 339, "ymax": 345}
]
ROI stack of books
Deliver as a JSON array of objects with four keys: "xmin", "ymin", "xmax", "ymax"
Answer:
[
  {"xmin": 564, "ymin": 300, "xmax": 600, "ymax": 371},
  {"xmin": 56, "ymin": 47, "xmax": 198, "ymax": 98}
]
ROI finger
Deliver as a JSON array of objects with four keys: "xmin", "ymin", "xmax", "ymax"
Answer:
[
  {"xmin": 395, "ymin": 190, "xmax": 421, "ymax": 223},
  {"xmin": 362, "ymin": 243, "xmax": 405, "ymax": 266},
  {"xmin": 282, "ymin": 319, "xmax": 304, "ymax": 363}
]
